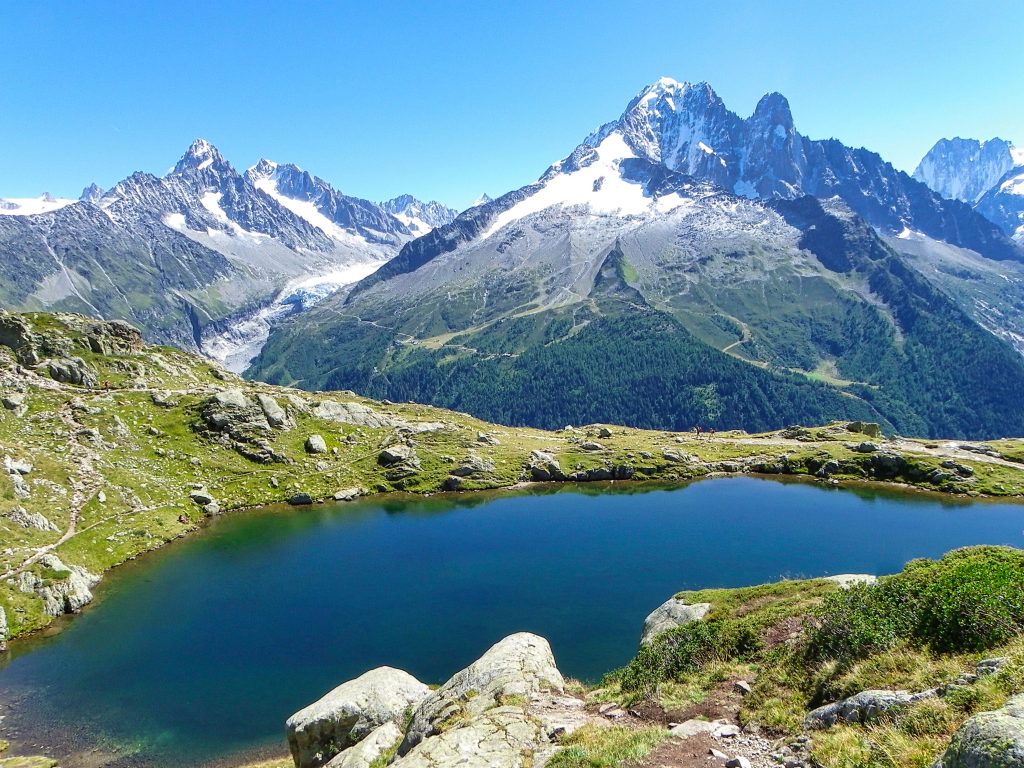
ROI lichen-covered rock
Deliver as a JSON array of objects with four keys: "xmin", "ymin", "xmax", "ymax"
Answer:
[
  {"xmin": 399, "ymin": 633, "xmax": 564, "ymax": 755},
  {"xmin": 396, "ymin": 707, "xmax": 554, "ymax": 768},
  {"xmin": 640, "ymin": 597, "xmax": 711, "ymax": 646},
  {"xmin": 325, "ymin": 721, "xmax": 402, "ymax": 768},
  {"xmin": 934, "ymin": 694, "xmax": 1024, "ymax": 767},
  {"xmin": 805, "ymin": 689, "xmax": 938, "ymax": 729},
  {"xmin": 286, "ymin": 666, "xmax": 430, "ymax": 768}
]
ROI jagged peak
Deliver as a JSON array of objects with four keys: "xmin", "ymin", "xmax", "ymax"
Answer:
[
  {"xmin": 751, "ymin": 91, "xmax": 794, "ymax": 132},
  {"xmin": 248, "ymin": 158, "xmax": 279, "ymax": 178},
  {"xmin": 79, "ymin": 183, "xmax": 105, "ymax": 203},
  {"xmin": 172, "ymin": 138, "xmax": 229, "ymax": 175}
]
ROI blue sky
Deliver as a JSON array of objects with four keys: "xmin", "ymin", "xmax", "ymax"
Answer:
[{"xmin": 2, "ymin": 0, "xmax": 1022, "ymax": 209}]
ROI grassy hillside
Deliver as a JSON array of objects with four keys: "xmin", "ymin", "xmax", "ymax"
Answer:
[{"xmin": 2, "ymin": 311, "xmax": 1024, "ymax": 648}]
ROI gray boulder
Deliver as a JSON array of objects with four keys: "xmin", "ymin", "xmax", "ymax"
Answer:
[
  {"xmin": 47, "ymin": 356, "xmax": 97, "ymax": 387},
  {"xmin": 306, "ymin": 435, "xmax": 328, "ymax": 454},
  {"xmin": 7, "ymin": 505, "xmax": 59, "ymax": 532},
  {"xmin": 934, "ymin": 694, "xmax": 1024, "ymax": 767},
  {"xmin": 527, "ymin": 451, "xmax": 563, "ymax": 481},
  {"xmin": 286, "ymin": 666, "xmax": 430, "ymax": 768},
  {"xmin": 325, "ymin": 721, "xmax": 402, "ymax": 768},
  {"xmin": 257, "ymin": 393, "xmax": 290, "ymax": 429},
  {"xmin": 805, "ymin": 689, "xmax": 938, "ymax": 729},
  {"xmin": 2, "ymin": 392, "xmax": 27, "ymax": 416},
  {"xmin": 213, "ymin": 388, "xmax": 251, "ymax": 409},
  {"xmin": 396, "ymin": 707, "xmax": 554, "ymax": 768},
  {"xmin": 189, "ymin": 488, "xmax": 215, "ymax": 505},
  {"xmin": 379, "ymin": 444, "xmax": 415, "ymax": 466},
  {"xmin": 641, "ymin": 597, "xmax": 711, "ymax": 645},
  {"xmin": 399, "ymin": 632, "xmax": 564, "ymax": 755},
  {"xmin": 451, "ymin": 453, "xmax": 496, "ymax": 478},
  {"xmin": 313, "ymin": 400, "xmax": 395, "ymax": 429},
  {"xmin": 333, "ymin": 488, "xmax": 362, "ymax": 502},
  {"xmin": 476, "ymin": 432, "xmax": 500, "ymax": 445}
]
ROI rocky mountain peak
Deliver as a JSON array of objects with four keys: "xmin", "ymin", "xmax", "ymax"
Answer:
[
  {"xmin": 172, "ymin": 138, "xmax": 231, "ymax": 176},
  {"xmin": 914, "ymin": 137, "xmax": 1020, "ymax": 203},
  {"xmin": 79, "ymin": 183, "xmax": 105, "ymax": 203}
]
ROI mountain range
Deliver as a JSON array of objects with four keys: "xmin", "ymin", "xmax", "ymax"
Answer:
[
  {"xmin": 3, "ymin": 77, "xmax": 1024, "ymax": 439},
  {"xmin": 246, "ymin": 78, "xmax": 1024, "ymax": 440},
  {"xmin": 0, "ymin": 139, "xmax": 456, "ymax": 366}
]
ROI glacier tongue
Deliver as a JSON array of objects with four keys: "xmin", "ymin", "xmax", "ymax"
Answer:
[{"xmin": 201, "ymin": 260, "xmax": 386, "ymax": 373}]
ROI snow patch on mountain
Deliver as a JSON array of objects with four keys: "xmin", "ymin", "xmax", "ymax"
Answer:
[
  {"xmin": 0, "ymin": 194, "xmax": 77, "ymax": 216},
  {"xmin": 482, "ymin": 133, "xmax": 693, "ymax": 239}
]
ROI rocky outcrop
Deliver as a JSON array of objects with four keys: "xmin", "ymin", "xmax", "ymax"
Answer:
[
  {"xmin": 325, "ymin": 721, "xmax": 402, "ymax": 768},
  {"xmin": 805, "ymin": 688, "xmax": 938, "ymax": 729},
  {"xmin": 641, "ymin": 597, "xmax": 711, "ymax": 645},
  {"xmin": 378, "ymin": 443, "xmax": 421, "ymax": 484},
  {"xmin": 198, "ymin": 389, "xmax": 286, "ymax": 464},
  {"xmin": 313, "ymin": 400, "xmax": 397, "ymax": 429},
  {"xmin": 7, "ymin": 505, "xmax": 59, "ymax": 532},
  {"xmin": 526, "ymin": 451, "xmax": 563, "ymax": 481},
  {"xmin": 257, "ymin": 393, "xmax": 291, "ymax": 429},
  {"xmin": 399, "ymin": 632, "xmax": 565, "ymax": 755},
  {"xmin": 934, "ymin": 693, "xmax": 1024, "ymax": 767},
  {"xmin": 286, "ymin": 666, "xmax": 431, "ymax": 768},
  {"xmin": 16, "ymin": 555, "xmax": 100, "ymax": 617},
  {"xmin": 397, "ymin": 706, "xmax": 555, "ymax": 768},
  {"xmin": 47, "ymin": 356, "xmax": 97, "ymax": 387}
]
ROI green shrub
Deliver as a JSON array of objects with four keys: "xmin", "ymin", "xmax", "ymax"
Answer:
[
  {"xmin": 612, "ymin": 618, "xmax": 763, "ymax": 697},
  {"xmin": 809, "ymin": 547, "xmax": 1024, "ymax": 662}
]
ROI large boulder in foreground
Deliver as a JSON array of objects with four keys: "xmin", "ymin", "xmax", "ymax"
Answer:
[
  {"xmin": 397, "ymin": 706, "xmax": 554, "ymax": 768},
  {"xmin": 805, "ymin": 688, "xmax": 938, "ymax": 729},
  {"xmin": 640, "ymin": 597, "xmax": 711, "ymax": 645},
  {"xmin": 286, "ymin": 667, "xmax": 430, "ymax": 768},
  {"xmin": 399, "ymin": 632, "xmax": 564, "ymax": 755},
  {"xmin": 325, "ymin": 721, "xmax": 402, "ymax": 768},
  {"xmin": 935, "ymin": 693, "xmax": 1024, "ymax": 767}
]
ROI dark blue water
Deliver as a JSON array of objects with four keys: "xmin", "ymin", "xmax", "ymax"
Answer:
[{"xmin": 1, "ymin": 477, "xmax": 1023, "ymax": 766}]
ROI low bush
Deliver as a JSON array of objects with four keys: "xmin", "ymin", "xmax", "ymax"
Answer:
[{"xmin": 809, "ymin": 547, "xmax": 1024, "ymax": 661}]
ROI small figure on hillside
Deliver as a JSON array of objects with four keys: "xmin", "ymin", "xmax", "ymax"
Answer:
[
  {"xmin": 708, "ymin": 427, "xmax": 716, "ymax": 439},
  {"xmin": 693, "ymin": 425, "xmax": 703, "ymax": 440}
]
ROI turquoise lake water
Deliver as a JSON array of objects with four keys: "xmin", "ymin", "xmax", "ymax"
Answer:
[{"xmin": 1, "ymin": 477, "xmax": 1023, "ymax": 766}]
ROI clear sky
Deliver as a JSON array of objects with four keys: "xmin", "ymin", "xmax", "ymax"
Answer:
[{"xmin": 2, "ymin": 0, "xmax": 1022, "ymax": 209}]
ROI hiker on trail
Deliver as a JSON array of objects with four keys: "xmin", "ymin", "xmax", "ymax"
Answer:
[{"xmin": 693, "ymin": 425, "xmax": 702, "ymax": 440}]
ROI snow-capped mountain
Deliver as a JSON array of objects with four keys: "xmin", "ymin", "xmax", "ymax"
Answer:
[
  {"xmin": 0, "ymin": 193, "xmax": 76, "ymax": 216},
  {"xmin": 0, "ymin": 139, "xmax": 451, "ymax": 365},
  {"xmin": 911, "ymin": 136, "xmax": 1024, "ymax": 245},
  {"xmin": 246, "ymin": 159, "xmax": 413, "ymax": 244},
  {"xmin": 565, "ymin": 78, "xmax": 1019, "ymax": 261},
  {"xmin": 913, "ymin": 137, "xmax": 1022, "ymax": 203},
  {"xmin": 248, "ymin": 77, "xmax": 1024, "ymax": 440},
  {"xmin": 381, "ymin": 194, "xmax": 457, "ymax": 236},
  {"xmin": 978, "ymin": 167, "xmax": 1024, "ymax": 243},
  {"xmin": 470, "ymin": 193, "xmax": 493, "ymax": 207}
]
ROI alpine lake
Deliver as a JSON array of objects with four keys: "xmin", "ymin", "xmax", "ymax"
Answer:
[{"xmin": 2, "ymin": 476, "xmax": 1023, "ymax": 767}]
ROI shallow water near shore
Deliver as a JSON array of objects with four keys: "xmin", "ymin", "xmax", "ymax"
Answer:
[{"xmin": 1, "ymin": 476, "xmax": 1023, "ymax": 767}]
